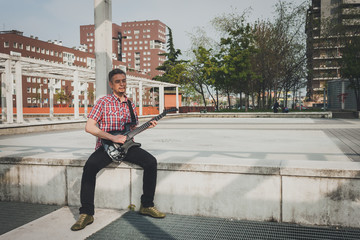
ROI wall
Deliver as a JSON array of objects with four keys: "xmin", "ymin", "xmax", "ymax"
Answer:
[{"xmin": 1, "ymin": 158, "xmax": 359, "ymax": 228}]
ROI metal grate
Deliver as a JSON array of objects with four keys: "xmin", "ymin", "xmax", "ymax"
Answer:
[
  {"xmin": 0, "ymin": 201, "xmax": 61, "ymax": 235},
  {"xmin": 87, "ymin": 211, "xmax": 360, "ymax": 240}
]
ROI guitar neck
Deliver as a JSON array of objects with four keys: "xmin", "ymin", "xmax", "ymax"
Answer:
[{"xmin": 127, "ymin": 113, "xmax": 165, "ymax": 139}]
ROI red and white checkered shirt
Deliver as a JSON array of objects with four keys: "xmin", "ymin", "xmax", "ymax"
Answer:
[{"xmin": 87, "ymin": 94, "xmax": 138, "ymax": 149}]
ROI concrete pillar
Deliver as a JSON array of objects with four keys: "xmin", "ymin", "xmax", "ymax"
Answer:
[
  {"xmin": 159, "ymin": 85, "xmax": 164, "ymax": 114},
  {"xmin": 4, "ymin": 59, "xmax": 13, "ymax": 123},
  {"xmin": 74, "ymin": 71, "xmax": 79, "ymax": 119},
  {"xmin": 176, "ymin": 86, "xmax": 179, "ymax": 113},
  {"xmin": 1, "ymin": 73, "xmax": 5, "ymax": 122},
  {"xmin": 84, "ymin": 82, "xmax": 88, "ymax": 116},
  {"xmin": 94, "ymin": 0, "xmax": 113, "ymax": 100},
  {"xmin": 49, "ymin": 79, "xmax": 55, "ymax": 117},
  {"xmin": 132, "ymin": 88, "xmax": 136, "ymax": 106},
  {"xmin": 15, "ymin": 61, "xmax": 23, "ymax": 123},
  {"xmin": 341, "ymin": 81, "xmax": 345, "ymax": 110},
  {"xmin": 139, "ymin": 81, "xmax": 143, "ymax": 116}
]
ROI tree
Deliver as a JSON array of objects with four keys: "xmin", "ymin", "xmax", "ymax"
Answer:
[
  {"xmin": 212, "ymin": 11, "xmax": 258, "ymax": 110},
  {"xmin": 55, "ymin": 89, "xmax": 69, "ymax": 106},
  {"xmin": 252, "ymin": 1, "xmax": 307, "ymax": 109},
  {"xmin": 340, "ymin": 37, "xmax": 360, "ymax": 110},
  {"xmin": 155, "ymin": 27, "xmax": 183, "ymax": 83}
]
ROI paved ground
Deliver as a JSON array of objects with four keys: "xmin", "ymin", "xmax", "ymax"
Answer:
[
  {"xmin": 0, "ymin": 117, "xmax": 360, "ymax": 239},
  {"xmin": 1, "ymin": 202, "xmax": 360, "ymax": 240},
  {"xmin": 1, "ymin": 118, "xmax": 360, "ymax": 163}
]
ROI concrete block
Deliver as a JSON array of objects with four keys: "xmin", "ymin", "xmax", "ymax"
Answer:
[
  {"xmin": 149, "ymin": 170, "xmax": 281, "ymax": 221},
  {"xmin": 67, "ymin": 166, "xmax": 131, "ymax": 210},
  {"xmin": 18, "ymin": 165, "xmax": 67, "ymax": 205},
  {"xmin": 0, "ymin": 164, "xmax": 20, "ymax": 201},
  {"xmin": 282, "ymin": 176, "xmax": 360, "ymax": 228}
]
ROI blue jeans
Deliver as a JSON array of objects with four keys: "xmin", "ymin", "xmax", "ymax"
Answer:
[{"xmin": 79, "ymin": 146, "xmax": 157, "ymax": 215}]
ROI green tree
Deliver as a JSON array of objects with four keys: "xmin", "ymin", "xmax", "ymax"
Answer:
[
  {"xmin": 55, "ymin": 89, "xmax": 69, "ymax": 106},
  {"xmin": 213, "ymin": 11, "xmax": 258, "ymax": 110},
  {"xmin": 155, "ymin": 27, "xmax": 183, "ymax": 83}
]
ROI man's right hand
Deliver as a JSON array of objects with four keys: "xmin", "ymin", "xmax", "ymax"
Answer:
[{"xmin": 111, "ymin": 134, "xmax": 127, "ymax": 144}]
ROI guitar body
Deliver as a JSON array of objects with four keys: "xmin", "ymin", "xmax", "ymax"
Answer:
[
  {"xmin": 102, "ymin": 108, "xmax": 177, "ymax": 163},
  {"xmin": 102, "ymin": 130, "xmax": 141, "ymax": 163}
]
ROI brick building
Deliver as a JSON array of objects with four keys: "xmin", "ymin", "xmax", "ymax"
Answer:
[
  {"xmin": 80, "ymin": 20, "xmax": 167, "ymax": 78},
  {"xmin": 0, "ymin": 30, "xmax": 97, "ymax": 108}
]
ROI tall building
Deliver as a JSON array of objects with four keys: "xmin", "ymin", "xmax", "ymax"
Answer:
[
  {"xmin": 305, "ymin": 0, "xmax": 360, "ymax": 102},
  {"xmin": 80, "ymin": 20, "xmax": 167, "ymax": 78}
]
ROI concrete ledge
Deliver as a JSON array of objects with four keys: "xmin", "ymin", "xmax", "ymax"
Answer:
[
  {"xmin": 0, "ymin": 112, "xmax": 332, "ymax": 136},
  {"xmin": 181, "ymin": 112, "xmax": 332, "ymax": 118},
  {"xmin": 1, "ymin": 157, "xmax": 359, "ymax": 228}
]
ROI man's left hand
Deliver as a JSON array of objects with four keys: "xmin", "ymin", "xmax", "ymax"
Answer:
[{"xmin": 148, "ymin": 120, "xmax": 157, "ymax": 129}]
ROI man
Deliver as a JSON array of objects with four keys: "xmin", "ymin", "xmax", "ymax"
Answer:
[{"xmin": 71, "ymin": 68, "xmax": 165, "ymax": 231}]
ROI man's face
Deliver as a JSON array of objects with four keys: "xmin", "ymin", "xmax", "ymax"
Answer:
[{"xmin": 109, "ymin": 73, "xmax": 127, "ymax": 95}]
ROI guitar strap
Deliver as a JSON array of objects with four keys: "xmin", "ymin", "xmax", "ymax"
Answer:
[{"xmin": 127, "ymin": 99, "xmax": 136, "ymax": 124}]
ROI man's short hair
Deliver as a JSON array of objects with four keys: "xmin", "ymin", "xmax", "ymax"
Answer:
[{"xmin": 108, "ymin": 68, "xmax": 126, "ymax": 82}]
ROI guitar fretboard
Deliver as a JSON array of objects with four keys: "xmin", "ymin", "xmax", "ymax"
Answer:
[{"xmin": 127, "ymin": 112, "xmax": 166, "ymax": 139}]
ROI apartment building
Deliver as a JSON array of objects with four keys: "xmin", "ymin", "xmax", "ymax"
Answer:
[
  {"xmin": 80, "ymin": 20, "xmax": 167, "ymax": 78},
  {"xmin": 0, "ymin": 30, "xmax": 99, "ymax": 108},
  {"xmin": 305, "ymin": 0, "xmax": 360, "ymax": 102}
]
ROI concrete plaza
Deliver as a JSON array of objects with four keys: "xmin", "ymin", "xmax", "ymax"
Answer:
[{"xmin": 0, "ymin": 116, "xmax": 360, "ymax": 239}]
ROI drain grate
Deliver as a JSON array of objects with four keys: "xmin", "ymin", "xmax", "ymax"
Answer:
[{"xmin": 87, "ymin": 211, "xmax": 360, "ymax": 240}]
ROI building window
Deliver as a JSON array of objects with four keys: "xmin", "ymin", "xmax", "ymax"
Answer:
[
  {"xmin": 26, "ymin": 45, "xmax": 30, "ymax": 51},
  {"xmin": 32, "ymin": 88, "xmax": 36, "ymax": 93},
  {"xmin": 19, "ymin": 43, "xmax": 23, "ymax": 49},
  {"xmin": 27, "ymin": 77, "xmax": 31, "ymax": 83},
  {"xmin": 27, "ymin": 87, "xmax": 31, "ymax": 93},
  {"xmin": 27, "ymin": 98, "xmax": 32, "ymax": 104},
  {"xmin": 13, "ymin": 42, "xmax": 18, "ymax": 48},
  {"xmin": 4, "ymin": 42, "xmax": 9, "ymax": 48},
  {"xmin": 31, "ymin": 46, "xmax": 35, "ymax": 52},
  {"xmin": 44, "ymin": 89, "xmax": 48, "ymax": 94},
  {"xmin": 32, "ymin": 78, "xmax": 36, "ymax": 83}
]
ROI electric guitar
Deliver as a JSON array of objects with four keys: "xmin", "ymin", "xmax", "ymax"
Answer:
[{"xmin": 102, "ymin": 108, "xmax": 178, "ymax": 162}]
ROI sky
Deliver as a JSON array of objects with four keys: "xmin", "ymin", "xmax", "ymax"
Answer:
[{"xmin": 1, "ymin": 0, "xmax": 308, "ymax": 57}]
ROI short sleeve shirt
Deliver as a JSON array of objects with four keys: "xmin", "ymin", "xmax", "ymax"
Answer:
[{"xmin": 87, "ymin": 94, "xmax": 138, "ymax": 149}]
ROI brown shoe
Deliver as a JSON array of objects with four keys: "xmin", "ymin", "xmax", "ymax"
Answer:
[
  {"xmin": 139, "ymin": 204, "xmax": 166, "ymax": 218},
  {"xmin": 71, "ymin": 214, "xmax": 94, "ymax": 231}
]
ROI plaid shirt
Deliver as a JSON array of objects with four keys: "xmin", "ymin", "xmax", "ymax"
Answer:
[{"xmin": 88, "ymin": 94, "xmax": 138, "ymax": 149}]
